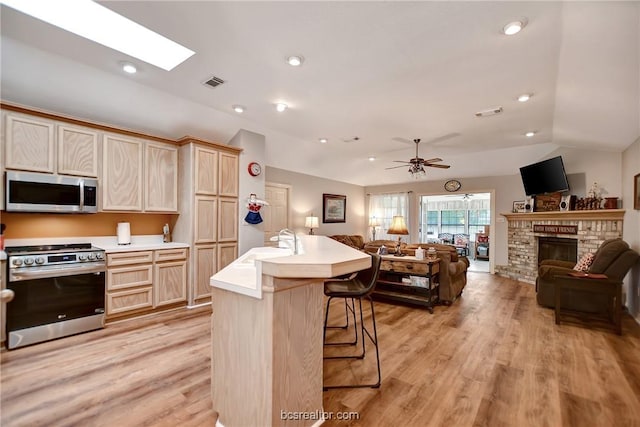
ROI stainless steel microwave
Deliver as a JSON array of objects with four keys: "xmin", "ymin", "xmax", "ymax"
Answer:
[{"xmin": 5, "ymin": 171, "xmax": 98, "ymax": 213}]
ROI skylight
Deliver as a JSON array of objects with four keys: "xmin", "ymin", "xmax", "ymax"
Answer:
[{"xmin": 1, "ymin": 0, "xmax": 195, "ymax": 71}]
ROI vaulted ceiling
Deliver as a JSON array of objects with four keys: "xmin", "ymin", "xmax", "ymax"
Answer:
[{"xmin": 1, "ymin": 1, "xmax": 638, "ymax": 186}]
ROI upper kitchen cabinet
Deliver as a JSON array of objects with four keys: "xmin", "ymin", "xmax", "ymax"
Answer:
[
  {"xmin": 58, "ymin": 125, "xmax": 99, "ymax": 177},
  {"xmin": 145, "ymin": 142, "xmax": 178, "ymax": 212},
  {"xmin": 4, "ymin": 113, "xmax": 55, "ymax": 173},
  {"xmin": 218, "ymin": 152, "xmax": 239, "ymax": 197},
  {"xmin": 195, "ymin": 146, "xmax": 218, "ymax": 195},
  {"xmin": 102, "ymin": 134, "xmax": 143, "ymax": 211}
]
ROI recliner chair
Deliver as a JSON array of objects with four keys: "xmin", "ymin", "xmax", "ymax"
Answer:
[{"xmin": 537, "ymin": 238, "xmax": 638, "ymax": 334}]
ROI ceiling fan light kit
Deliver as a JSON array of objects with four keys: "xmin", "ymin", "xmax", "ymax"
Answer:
[{"xmin": 387, "ymin": 138, "xmax": 450, "ymax": 178}]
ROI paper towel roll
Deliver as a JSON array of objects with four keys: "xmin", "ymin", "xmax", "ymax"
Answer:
[{"xmin": 117, "ymin": 222, "xmax": 131, "ymax": 245}]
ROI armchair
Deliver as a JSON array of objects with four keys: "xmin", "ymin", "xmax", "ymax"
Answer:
[
  {"xmin": 453, "ymin": 233, "xmax": 470, "ymax": 256},
  {"xmin": 536, "ymin": 238, "xmax": 639, "ymax": 333},
  {"xmin": 438, "ymin": 233, "xmax": 453, "ymax": 244}
]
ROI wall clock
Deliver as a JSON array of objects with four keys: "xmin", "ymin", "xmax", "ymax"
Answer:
[
  {"xmin": 248, "ymin": 162, "xmax": 262, "ymax": 177},
  {"xmin": 444, "ymin": 179, "xmax": 461, "ymax": 192}
]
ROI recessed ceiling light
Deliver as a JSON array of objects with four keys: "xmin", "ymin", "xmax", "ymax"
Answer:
[
  {"xmin": 232, "ymin": 105, "xmax": 245, "ymax": 113},
  {"xmin": 525, "ymin": 131, "xmax": 536, "ymax": 137},
  {"xmin": 276, "ymin": 103, "xmax": 288, "ymax": 112},
  {"xmin": 319, "ymin": 138, "xmax": 328, "ymax": 144},
  {"xmin": 121, "ymin": 62, "xmax": 137, "ymax": 74},
  {"xmin": 368, "ymin": 156, "xmax": 376, "ymax": 162},
  {"xmin": 502, "ymin": 19, "xmax": 527, "ymax": 36},
  {"xmin": 517, "ymin": 93, "xmax": 531, "ymax": 102},
  {"xmin": 286, "ymin": 55, "xmax": 304, "ymax": 67},
  {"xmin": 1, "ymin": 0, "xmax": 195, "ymax": 71}
]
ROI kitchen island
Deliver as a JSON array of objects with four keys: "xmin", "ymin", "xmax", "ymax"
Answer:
[{"xmin": 210, "ymin": 235, "xmax": 370, "ymax": 427}]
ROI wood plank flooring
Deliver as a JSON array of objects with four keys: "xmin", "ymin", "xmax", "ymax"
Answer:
[{"xmin": 2, "ymin": 272, "xmax": 640, "ymax": 427}]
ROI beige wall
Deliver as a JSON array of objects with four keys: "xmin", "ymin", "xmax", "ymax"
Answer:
[
  {"xmin": 265, "ymin": 167, "xmax": 366, "ymax": 238},
  {"xmin": 622, "ymin": 138, "xmax": 640, "ymax": 321}
]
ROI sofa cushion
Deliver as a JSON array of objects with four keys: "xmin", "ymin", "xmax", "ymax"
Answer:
[{"xmin": 349, "ymin": 235, "xmax": 365, "ymax": 249}]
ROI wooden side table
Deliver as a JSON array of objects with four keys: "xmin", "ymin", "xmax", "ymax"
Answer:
[
  {"xmin": 554, "ymin": 273, "xmax": 622, "ymax": 335},
  {"xmin": 374, "ymin": 255, "xmax": 440, "ymax": 313}
]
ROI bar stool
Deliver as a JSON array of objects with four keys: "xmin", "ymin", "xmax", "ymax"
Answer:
[{"xmin": 323, "ymin": 253, "xmax": 382, "ymax": 390}]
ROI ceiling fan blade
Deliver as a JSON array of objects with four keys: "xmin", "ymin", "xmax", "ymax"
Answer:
[
  {"xmin": 426, "ymin": 163, "xmax": 451, "ymax": 169},
  {"xmin": 423, "ymin": 132, "xmax": 461, "ymax": 146},
  {"xmin": 392, "ymin": 160, "xmax": 411, "ymax": 164},
  {"xmin": 392, "ymin": 137, "xmax": 414, "ymax": 145},
  {"xmin": 385, "ymin": 164, "xmax": 411, "ymax": 170},
  {"xmin": 424, "ymin": 158, "xmax": 443, "ymax": 163}
]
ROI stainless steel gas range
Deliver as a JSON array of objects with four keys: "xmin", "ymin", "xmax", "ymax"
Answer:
[{"xmin": 5, "ymin": 243, "xmax": 106, "ymax": 349}]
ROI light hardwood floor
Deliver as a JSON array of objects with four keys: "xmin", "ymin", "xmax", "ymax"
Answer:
[{"xmin": 2, "ymin": 272, "xmax": 640, "ymax": 426}]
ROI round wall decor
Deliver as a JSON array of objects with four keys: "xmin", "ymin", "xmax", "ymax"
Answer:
[
  {"xmin": 444, "ymin": 179, "xmax": 462, "ymax": 192},
  {"xmin": 248, "ymin": 162, "xmax": 262, "ymax": 176}
]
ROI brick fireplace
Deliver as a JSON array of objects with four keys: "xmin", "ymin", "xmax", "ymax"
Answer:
[{"xmin": 497, "ymin": 210, "xmax": 625, "ymax": 284}]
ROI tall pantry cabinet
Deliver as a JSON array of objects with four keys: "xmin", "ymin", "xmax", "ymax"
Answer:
[{"xmin": 173, "ymin": 137, "xmax": 240, "ymax": 305}]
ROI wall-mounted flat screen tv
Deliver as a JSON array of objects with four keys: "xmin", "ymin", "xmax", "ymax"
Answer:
[{"xmin": 519, "ymin": 156, "xmax": 570, "ymax": 196}]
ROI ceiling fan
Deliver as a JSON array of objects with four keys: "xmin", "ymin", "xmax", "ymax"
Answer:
[{"xmin": 386, "ymin": 138, "xmax": 450, "ymax": 176}]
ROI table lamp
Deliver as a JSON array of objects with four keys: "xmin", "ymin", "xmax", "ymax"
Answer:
[
  {"xmin": 369, "ymin": 216, "xmax": 380, "ymax": 241},
  {"xmin": 304, "ymin": 215, "xmax": 319, "ymax": 235},
  {"xmin": 387, "ymin": 215, "xmax": 409, "ymax": 256}
]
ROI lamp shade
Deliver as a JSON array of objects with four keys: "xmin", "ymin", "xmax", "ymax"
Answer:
[
  {"xmin": 305, "ymin": 216, "xmax": 319, "ymax": 229},
  {"xmin": 387, "ymin": 215, "xmax": 409, "ymax": 235},
  {"xmin": 369, "ymin": 217, "xmax": 380, "ymax": 227}
]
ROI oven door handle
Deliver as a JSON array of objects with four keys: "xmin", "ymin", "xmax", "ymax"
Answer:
[{"xmin": 9, "ymin": 263, "xmax": 106, "ymax": 282}]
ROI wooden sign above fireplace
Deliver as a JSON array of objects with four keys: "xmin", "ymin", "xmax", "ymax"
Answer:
[{"xmin": 533, "ymin": 224, "xmax": 578, "ymax": 235}]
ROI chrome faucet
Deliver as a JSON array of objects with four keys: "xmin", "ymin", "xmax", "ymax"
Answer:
[{"xmin": 278, "ymin": 228, "xmax": 299, "ymax": 254}]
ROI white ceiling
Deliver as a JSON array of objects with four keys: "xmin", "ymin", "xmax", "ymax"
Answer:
[{"xmin": 1, "ymin": 1, "xmax": 638, "ymax": 186}]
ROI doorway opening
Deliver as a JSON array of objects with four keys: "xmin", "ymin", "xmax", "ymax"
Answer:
[{"xmin": 418, "ymin": 192, "xmax": 491, "ymax": 273}]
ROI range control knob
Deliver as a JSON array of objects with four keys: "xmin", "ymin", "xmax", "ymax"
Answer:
[
  {"xmin": 88, "ymin": 253, "xmax": 96, "ymax": 261},
  {"xmin": 12, "ymin": 258, "xmax": 23, "ymax": 267},
  {"xmin": 35, "ymin": 257, "xmax": 45, "ymax": 265},
  {"xmin": 96, "ymin": 252, "xmax": 104, "ymax": 260},
  {"xmin": 79, "ymin": 254, "xmax": 88, "ymax": 261},
  {"xmin": 24, "ymin": 257, "xmax": 34, "ymax": 266}
]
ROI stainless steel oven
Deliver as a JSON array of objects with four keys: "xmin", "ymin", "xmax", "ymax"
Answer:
[{"xmin": 5, "ymin": 243, "xmax": 105, "ymax": 349}]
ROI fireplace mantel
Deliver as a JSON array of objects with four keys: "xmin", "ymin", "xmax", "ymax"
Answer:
[{"xmin": 501, "ymin": 209, "xmax": 625, "ymax": 221}]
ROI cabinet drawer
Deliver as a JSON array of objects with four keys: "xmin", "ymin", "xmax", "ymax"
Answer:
[
  {"xmin": 107, "ymin": 286, "xmax": 153, "ymax": 315},
  {"xmin": 154, "ymin": 248, "xmax": 187, "ymax": 262},
  {"xmin": 108, "ymin": 264, "xmax": 153, "ymax": 290},
  {"xmin": 380, "ymin": 260, "xmax": 428, "ymax": 275},
  {"xmin": 107, "ymin": 251, "xmax": 153, "ymax": 266}
]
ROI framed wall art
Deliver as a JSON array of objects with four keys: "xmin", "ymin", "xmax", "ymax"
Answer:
[
  {"xmin": 512, "ymin": 200, "xmax": 526, "ymax": 213},
  {"xmin": 323, "ymin": 193, "xmax": 346, "ymax": 223}
]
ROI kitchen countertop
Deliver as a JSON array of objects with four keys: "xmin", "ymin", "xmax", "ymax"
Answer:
[
  {"xmin": 210, "ymin": 234, "xmax": 371, "ymax": 299},
  {"xmin": 3, "ymin": 235, "xmax": 189, "ymax": 253}
]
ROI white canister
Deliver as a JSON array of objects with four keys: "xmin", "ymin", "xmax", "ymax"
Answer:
[
  {"xmin": 415, "ymin": 246, "xmax": 425, "ymax": 260},
  {"xmin": 117, "ymin": 222, "xmax": 131, "ymax": 245}
]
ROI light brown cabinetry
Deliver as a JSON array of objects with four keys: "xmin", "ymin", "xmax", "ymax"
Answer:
[
  {"xmin": 102, "ymin": 134, "xmax": 143, "ymax": 211},
  {"xmin": 174, "ymin": 138, "xmax": 241, "ymax": 305},
  {"xmin": 57, "ymin": 125, "xmax": 99, "ymax": 177},
  {"xmin": 145, "ymin": 142, "xmax": 178, "ymax": 212},
  {"xmin": 154, "ymin": 249, "xmax": 187, "ymax": 306},
  {"xmin": 106, "ymin": 248, "xmax": 188, "ymax": 319},
  {"xmin": 4, "ymin": 113, "xmax": 55, "ymax": 173},
  {"xmin": 4, "ymin": 112, "xmax": 100, "ymax": 177},
  {"xmin": 106, "ymin": 251, "xmax": 154, "ymax": 317}
]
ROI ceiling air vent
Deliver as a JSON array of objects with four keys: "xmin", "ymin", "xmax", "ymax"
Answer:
[
  {"xmin": 203, "ymin": 76, "xmax": 225, "ymax": 88},
  {"xmin": 475, "ymin": 107, "xmax": 503, "ymax": 117}
]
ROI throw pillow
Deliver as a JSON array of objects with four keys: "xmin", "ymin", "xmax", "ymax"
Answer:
[{"xmin": 573, "ymin": 252, "xmax": 595, "ymax": 272}]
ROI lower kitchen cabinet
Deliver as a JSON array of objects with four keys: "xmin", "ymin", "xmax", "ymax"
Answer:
[
  {"xmin": 154, "ymin": 249, "xmax": 188, "ymax": 307},
  {"xmin": 106, "ymin": 248, "xmax": 188, "ymax": 320}
]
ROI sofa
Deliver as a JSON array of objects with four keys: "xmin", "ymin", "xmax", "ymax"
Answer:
[{"xmin": 328, "ymin": 235, "xmax": 469, "ymax": 303}]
